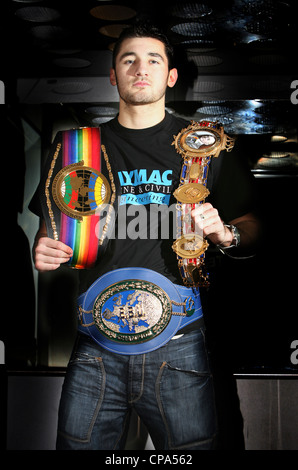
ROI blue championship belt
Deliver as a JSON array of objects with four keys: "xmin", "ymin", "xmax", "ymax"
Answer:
[{"xmin": 77, "ymin": 268, "xmax": 203, "ymax": 355}]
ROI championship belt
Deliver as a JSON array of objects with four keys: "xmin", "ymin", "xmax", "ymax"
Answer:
[
  {"xmin": 42, "ymin": 127, "xmax": 116, "ymax": 269},
  {"xmin": 77, "ymin": 267, "xmax": 203, "ymax": 355},
  {"xmin": 172, "ymin": 120, "xmax": 235, "ymax": 287}
]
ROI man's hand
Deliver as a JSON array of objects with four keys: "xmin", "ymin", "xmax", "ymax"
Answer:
[
  {"xmin": 191, "ymin": 202, "xmax": 232, "ymax": 246},
  {"xmin": 33, "ymin": 234, "xmax": 73, "ymax": 272},
  {"xmin": 191, "ymin": 202, "xmax": 260, "ymax": 249}
]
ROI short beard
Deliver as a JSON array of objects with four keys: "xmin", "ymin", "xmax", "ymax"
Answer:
[
  {"xmin": 119, "ymin": 90, "xmax": 166, "ymax": 106},
  {"xmin": 115, "ymin": 74, "xmax": 168, "ymax": 107}
]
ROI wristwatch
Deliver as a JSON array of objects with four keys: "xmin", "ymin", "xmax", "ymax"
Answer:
[{"xmin": 220, "ymin": 224, "xmax": 241, "ymax": 249}]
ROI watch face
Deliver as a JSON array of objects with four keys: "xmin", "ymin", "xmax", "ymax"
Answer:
[
  {"xmin": 233, "ymin": 226, "xmax": 241, "ymax": 246},
  {"xmin": 228, "ymin": 225, "xmax": 240, "ymax": 246}
]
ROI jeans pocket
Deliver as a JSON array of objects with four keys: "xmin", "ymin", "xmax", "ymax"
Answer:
[
  {"xmin": 155, "ymin": 352, "xmax": 217, "ymax": 449},
  {"xmin": 165, "ymin": 362, "xmax": 210, "ymax": 386},
  {"xmin": 57, "ymin": 353, "xmax": 106, "ymax": 443}
]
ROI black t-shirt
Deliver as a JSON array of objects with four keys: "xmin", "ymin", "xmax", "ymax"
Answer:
[{"xmin": 30, "ymin": 112, "xmax": 257, "ymax": 295}]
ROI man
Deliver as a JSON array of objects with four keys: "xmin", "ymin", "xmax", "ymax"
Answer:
[{"xmin": 32, "ymin": 24, "xmax": 259, "ymax": 450}]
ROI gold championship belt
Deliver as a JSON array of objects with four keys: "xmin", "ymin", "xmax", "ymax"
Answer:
[
  {"xmin": 41, "ymin": 127, "xmax": 116, "ymax": 269},
  {"xmin": 172, "ymin": 121, "xmax": 235, "ymax": 287}
]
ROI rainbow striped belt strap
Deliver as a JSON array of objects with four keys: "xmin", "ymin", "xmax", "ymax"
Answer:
[{"xmin": 46, "ymin": 127, "xmax": 113, "ymax": 269}]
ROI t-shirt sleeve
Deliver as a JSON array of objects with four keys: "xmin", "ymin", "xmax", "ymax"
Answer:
[
  {"xmin": 207, "ymin": 136, "xmax": 257, "ymax": 222},
  {"xmin": 28, "ymin": 131, "xmax": 63, "ymax": 227},
  {"xmin": 29, "ymin": 181, "xmax": 43, "ymax": 218}
]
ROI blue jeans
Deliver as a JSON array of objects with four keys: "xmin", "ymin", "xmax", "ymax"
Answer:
[{"xmin": 56, "ymin": 329, "xmax": 217, "ymax": 450}]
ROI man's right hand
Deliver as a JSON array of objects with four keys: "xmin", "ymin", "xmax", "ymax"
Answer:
[{"xmin": 34, "ymin": 235, "xmax": 73, "ymax": 272}]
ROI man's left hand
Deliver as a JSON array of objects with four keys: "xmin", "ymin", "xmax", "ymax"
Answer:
[{"xmin": 191, "ymin": 202, "xmax": 233, "ymax": 247}]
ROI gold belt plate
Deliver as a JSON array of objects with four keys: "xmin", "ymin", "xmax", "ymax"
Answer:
[
  {"xmin": 93, "ymin": 280, "xmax": 172, "ymax": 344},
  {"xmin": 172, "ymin": 234, "xmax": 209, "ymax": 258},
  {"xmin": 174, "ymin": 183, "xmax": 210, "ymax": 204},
  {"xmin": 52, "ymin": 161, "xmax": 111, "ymax": 220}
]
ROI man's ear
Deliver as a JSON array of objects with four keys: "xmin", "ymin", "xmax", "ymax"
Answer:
[
  {"xmin": 110, "ymin": 68, "xmax": 117, "ymax": 86},
  {"xmin": 167, "ymin": 68, "xmax": 178, "ymax": 88}
]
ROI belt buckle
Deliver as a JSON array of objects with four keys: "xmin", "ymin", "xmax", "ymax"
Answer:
[{"xmin": 93, "ymin": 280, "xmax": 172, "ymax": 345}]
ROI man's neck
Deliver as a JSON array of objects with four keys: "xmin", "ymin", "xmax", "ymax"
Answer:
[{"xmin": 117, "ymin": 101, "xmax": 166, "ymax": 129}]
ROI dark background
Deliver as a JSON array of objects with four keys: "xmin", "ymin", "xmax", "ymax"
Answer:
[{"xmin": 3, "ymin": 0, "xmax": 298, "ymax": 372}]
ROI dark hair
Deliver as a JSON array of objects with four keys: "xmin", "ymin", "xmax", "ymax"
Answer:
[{"xmin": 112, "ymin": 23, "xmax": 174, "ymax": 70}]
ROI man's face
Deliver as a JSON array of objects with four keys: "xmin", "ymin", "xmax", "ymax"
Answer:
[
  {"xmin": 200, "ymin": 136, "xmax": 214, "ymax": 145},
  {"xmin": 110, "ymin": 37, "xmax": 177, "ymax": 106}
]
